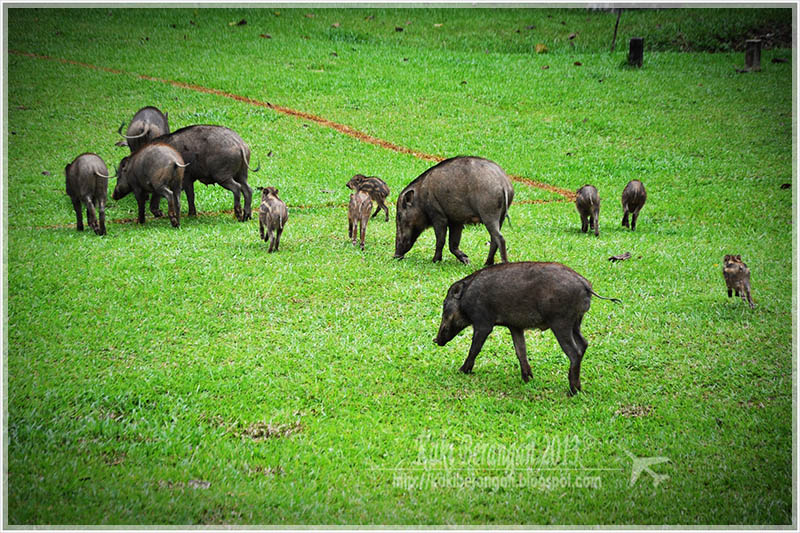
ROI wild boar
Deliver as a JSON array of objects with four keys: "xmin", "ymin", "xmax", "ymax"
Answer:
[
  {"xmin": 151, "ymin": 125, "xmax": 259, "ymax": 221},
  {"xmin": 112, "ymin": 143, "xmax": 188, "ymax": 227},
  {"xmin": 434, "ymin": 262, "xmax": 620, "ymax": 395},
  {"xmin": 348, "ymin": 190, "xmax": 372, "ymax": 250},
  {"xmin": 723, "ymin": 254, "xmax": 754, "ymax": 308},
  {"xmin": 65, "ymin": 153, "xmax": 111, "ymax": 235},
  {"xmin": 621, "ymin": 180, "xmax": 646, "ymax": 231},
  {"xmin": 575, "ymin": 184, "xmax": 600, "ymax": 236},
  {"xmin": 394, "ymin": 156, "xmax": 514, "ymax": 265},
  {"xmin": 116, "ymin": 106, "xmax": 170, "ymax": 153},
  {"xmin": 346, "ymin": 174, "xmax": 390, "ymax": 221},
  {"xmin": 258, "ymin": 186, "xmax": 289, "ymax": 253}
]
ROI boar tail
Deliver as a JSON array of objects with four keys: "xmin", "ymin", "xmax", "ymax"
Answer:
[
  {"xmin": 241, "ymin": 146, "xmax": 261, "ymax": 173},
  {"xmin": 502, "ymin": 188, "xmax": 512, "ymax": 229},
  {"xmin": 589, "ymin": 289, "xmax": 621, "ymax": 304}
]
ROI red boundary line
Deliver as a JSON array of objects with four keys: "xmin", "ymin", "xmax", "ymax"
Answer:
[{"xmin": 10, "ymin": 49, "xmax": 575, "ymax": 201}]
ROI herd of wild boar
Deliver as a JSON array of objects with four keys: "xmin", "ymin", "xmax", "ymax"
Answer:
[{"xmin": 65, "ymin": 105, "xmax": 754, "ymax": 395}]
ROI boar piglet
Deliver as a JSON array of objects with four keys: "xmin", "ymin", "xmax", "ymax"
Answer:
[
  {"xmin": 346, "ymin": 174, "xmax": 391, "ymax": 221},
  {"xmin": 112, "ymin": 143, "xmax": 187, "ymax": 228},
  {"xmin": 395, "ymin": 156, "xmax": 514, "ymax": 265},
  {"xmin": 65, "ymin": 153, "xmax": 111, "ymax": 235},
  {"xmin": 621, "ymin": 180, "xmax": 646, "ymax": 231},
  {"xmin": 575, "ymin": 184, "xmax": 600, "ymax": 236},
  {"xmin": 116, "ymin": 106, "xmax": 170, "ymax": 153},
  {"xmin": 434, "ymin": 262, "xmax": 620, "ymax": 395},
  {"xmin": 723, "ymin": 254, "xmax": 754, "ymax": 308},
  {"xmin": 348, "ymin": 190, "xmax": 372, "ymax": 250},
  {"xmin": 258, "ymin": 187, "xmax": 289, "ymax": 253}
]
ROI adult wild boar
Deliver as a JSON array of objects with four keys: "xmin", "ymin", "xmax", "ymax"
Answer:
[
  {"xmin": 116, "ymin": 106, "xmax": 170, "ymax": 153},
  {"xmin": 346, "ymin": 174, "xmax": 390, "ymax": 221},
  {"xmin": 621, "ymin": 180, "xmax": 646, "ymax": 231},
  {"xmin": 394, "ymin": 156, "xmax": 514, "ymax": 265},
  {"xmin": 112, "ymin": 143, "xmax": 188, "ymax": 227},
  {"xmin": 575, "ymin": 184, "xmax": 600, "ymax": 236},
  {"xmin": 434, "ymin": 262, "xmax": 620, "ymax": 395},
  {"xmin": 65, "ymin": 153, "xmax": 111, "ymax": 235},
  {"xmin": 151, "ymin": 125, "xmax": 259, "ymax": 221}
]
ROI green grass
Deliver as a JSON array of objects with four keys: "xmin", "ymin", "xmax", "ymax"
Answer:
[{"xmin": 5, "ymin": 7, "xmax": 794, "ymax": 526}]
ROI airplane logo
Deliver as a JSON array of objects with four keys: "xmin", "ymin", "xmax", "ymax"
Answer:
[{"xmin": 623, "ymin": 449, "xmax": 670, "ymax": 487}]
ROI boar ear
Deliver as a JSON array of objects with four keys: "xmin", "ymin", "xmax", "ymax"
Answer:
[
  {"xmin": 450, "ymin": 280, "xmax": 470, "ymax": 300},
  {"xmin": 401, "ymin": 189, "xmax": 415, "ymax": 209},
  {"xmin": 735, "ymin": 255, "xmax": 742, "ymax": 261}
]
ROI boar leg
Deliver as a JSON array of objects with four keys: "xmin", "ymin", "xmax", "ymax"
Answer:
[
  {"xmin": 71, "ymin": 197, "xmax": 84, "ymax": 231},
  {"xmin": 431, "ymin": 219, "xmax": 448, "ymax": 263},
  {"xmin": 552, "ymin": 320, "xmax": 584, "ymax": 395},
  {"xmin": 742, "ymin": 283, "xmax": 754, "ymax": 308},
  {"xmin": 447, "ymin": 223, "xmax": 469, "ymax": 264},
  {"xmin": 156, "ymin": 186, "xmax": 180, "ymax": 228},
  {"xmin": 219, "ymin": 179, "xmax": 247, "ymax": 221},
  {"xmin": 97, "ymin": 199, "xmax": 107, "ymax": 236},
  {"xmin": 260, "ymin": 219, "xmax": 266, "ymax": 241},
  {"xmin": 727, "ymin": 288, "xmax": 733, "ymax": 297},
  {"xmin": 359, "ymin": 217, "xmax": 367, "ymax": 250},
  {"xmin": 631, "ymin": 209, "xmax": 640, "ymax": 231},
  {"xmin": 592, "ymin": 209, "xmax": 599, "ymax": 236},
  {"xmin": 275, "ymin": 227, "xmax": 283, "ymax": 252},
  {"xmin": 509, "ymin": 327, "xmax": 533, "ymax": 382},
  {"xmin": 622, "ymin": 208, "xmax": 630, "ymax": 228},
  {"xmin": 184, "ymin": 177, "xmax": 198, "ymax": 216},
  {"xmin": 580, "ymin": 213, "xmax": 589, "ymax": 233},
  {"xmin": 484, "ymin": 219, "xmax": 508, "ymax": 265},
  {"xmin": 149, "ymin": 193, "xmax": 164, "ymax": 218},
  {"xmin": 348, "ymin": 217, "xmax": 355, "ymax": 244},
  {"xmin": 268, "ymin": 227, "xmax": 276, "ymax": 253},
  {"xmin": 83, "ymin": 195, "xmax": 99, "ymax": 233},
  {"xmin": 134, "ymin": 190, "xmax": 148, "ymax": 224},
  {"xmin": 459, "ymin": 325, "xmax": 492, "ymax": 374}
]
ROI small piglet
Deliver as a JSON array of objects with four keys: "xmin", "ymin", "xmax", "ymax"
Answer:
[
  {"xmin": 258, "ymin": 187, "xmax": 288, "ymax": 253},
  {"xmin": 348, "ymin": 190, "xmax": 372, "ymax": 249},
  {"xmin": 621, "ymin": 180, "xmax": 646, "ymax": 231},
  {"xmin": 575, "ymin": 184, "xmax": 600, "ymax": 236},
  {"xmin": 346, "ymin": 174, "xmax": 390, "ymax": 221},
  {"xmin": 434, "ymin": 261, "xmax": 620, "ymax": 395},
  {"xmin": 723, "ymin": 254, "xmax": 754, "ymax": 308},
  {"xmin": 65, "ymin": 153, "xmax": 111, "ymax": 235}
]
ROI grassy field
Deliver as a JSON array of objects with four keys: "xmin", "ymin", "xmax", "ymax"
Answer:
[{"xmin": 5, "ymin": 7, "xmax": 795, "ymax": 526}]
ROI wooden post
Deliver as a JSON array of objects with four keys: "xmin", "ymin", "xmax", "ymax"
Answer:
[
  {"xmin": 610, "ymin": 9, "xmax": 622, "ymax": 52},
  {"xmin": 628, "ymin": 37, "xmax": 643, "ymax": 67},
  {"xmin": 745, "ymin": 39, "xmax": 762, "ymax": 71}
]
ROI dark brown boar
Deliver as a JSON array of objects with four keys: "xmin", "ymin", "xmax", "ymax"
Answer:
[
  {"xmin": 65, "ymin": 153, "xmax": 111, "ymax": 235},
  {"xmin": 116, "ymin": 106, "xmax": 170, "ymax": 153},
  {"xmin": 394, "ymin": 156, "xmax": 514, "ymax": 265},
  {"xmin": 434, "ymin": 262, "xmax": 620, "ymax": 395},
  {"xmin": 346, "ymin": 174, "xmax": 390, "ymax": 221},
  {"xmin": 112, "ymin": 143, "xmax": 188, "ymax": 228},
  {"xmin": 575, "ymin": 184, "xmax": 600, "ymax": 236},
  {"xmin": 348, "ymin": 190, "xmax": 372, "ymax": 250},
  {"xmin": 621, "ymin": 180, "xmax": 646, "ymax": 231},
  {"xmin": 723, "ymin": 254, "xmax": 754, "ymax": 308},
  {"xmin": 152, "ymin": 125, "xmax": 259, "ymax": 221},
  {"xmin": 258, "ymin": 187, "xmax": 289, "ymax": 253}
]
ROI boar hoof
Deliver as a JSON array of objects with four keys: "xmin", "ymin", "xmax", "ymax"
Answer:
[
  {"xmin": 458, "ymin": 364, "xmax": 473, "ymax": 374},
  {"xmin": 457, "ymin": 255, "xmax": 470, "ymax": 265},
  {"xmin": 151, "ymin": 209, "xmax": 164, "ymax": 218},
  {"xmin": 521, "ymin": 371, "xmax": 533, "ymax": 383},
  {"xmin": 169, "ymin": 217, "xmax": 179, "ymax": 228}
]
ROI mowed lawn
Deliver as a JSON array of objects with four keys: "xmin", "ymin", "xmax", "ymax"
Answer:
[{"xmin": 5, "ymin": 7, "xmax": 794, "ymax": 525}]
